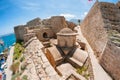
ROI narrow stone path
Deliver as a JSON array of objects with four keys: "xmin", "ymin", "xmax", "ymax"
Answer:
[
  {"xmin": 5, "ymin": 46, "xmax": 14, "ymax": 80},
  {"xmin": 74, "ymin": 26, "xmax": 112, "ymax": 80},
  {"xmin": 24, "ymin": 38, "xmax": 60, "ymax": 80}
]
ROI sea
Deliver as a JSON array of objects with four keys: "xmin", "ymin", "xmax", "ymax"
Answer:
[{"xmin": 0, "ymin": 33, "xmax": 16, "ymax": 53}]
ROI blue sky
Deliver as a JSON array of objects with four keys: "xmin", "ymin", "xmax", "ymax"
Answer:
[{"xmin": 0, "ymin": 0, "xmax": 118, "ymax": 36}]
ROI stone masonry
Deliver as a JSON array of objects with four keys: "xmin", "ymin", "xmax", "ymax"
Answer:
[
  {"xmin": 80, "ymin": 1, "xmax": 108, "ymax": 57},
  {"xmin": 14, "ymin": 16, "xmax": 76, "ymax": 42},
  {"xmin": 80, "ymin": 1, "xmax": 120, "ymax": 80},
  {"xmin": 100, "ymin": 40, "xmax": 120, "ymax": 80},
  {"xmin": 24, "ymin": 37, "xmax": 60, "ymax": 80}
]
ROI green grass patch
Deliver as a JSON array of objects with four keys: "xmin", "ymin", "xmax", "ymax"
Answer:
[
  {"xmin": 76, "ymin": 66, "xmax": 90, "ymax": 80},
  {"xmin": 22, "ymin": 75, "xmax": 28, "ymax": 80},
  {"xmin": 13, "ymin": 42, "xmax": 24, "ymax": 61},
  {"xmin": 11, "ymin": 73, "xmax": 20, "ymax": 80},
  {"xmin": 21, "ymin": 63, "xmax": 27, "ymax": 71},
  {"xmin": 11, "ymin": 61, "xmax": 20, "ymax": 74},
  {"xmin": 76, "ymin": 66, "xmax": 88, "ymax": 74},
  {"xmin": 20, "ymin": 56, "xmax": 25, "ymax": 62},
  {"xmin": 11, "ymin": 41, "xmax": 26, "ymax": 79}
]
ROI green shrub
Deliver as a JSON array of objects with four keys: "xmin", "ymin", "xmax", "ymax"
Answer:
[
  {"xmin": 11, "ymin": 73, "xmax": 20, "ymax": 80},
  {"xmin": 11, "ymin": 61, "xmax": 20, "ymax": 74},
  {"xmin": 20, "ymin": 56, "xmax": 25, "ymax": 62},
  {"xmin": 21, "ymin": 64, "xmax": 26, "ymax": 71},
  {"xmin": 13, "ymin": 52, "xmax": 22, "ymax": 61},
  {"xmin": 76, "ymin": 66, "xmax": 88, "ymax": 74},
  {"xmin": 84, "ymin": 73, "xmax": 90, "ymax": 80},
  {"xmin": 76, "ymin": 66, "xmax": 90, "ymax": 80},
  {"xmin": 22, "ymin": 75, "xmax": 28, "ymax": 80},
  {"xmin": 13, "ymin": 42, "xmax": 24, "ymax": 61},
  {"xmin": 16, "ymin": 40, "xmax": 23, "ymax": 45}
]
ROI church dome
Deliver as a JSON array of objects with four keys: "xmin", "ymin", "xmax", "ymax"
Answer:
[
  {"xmin": 57, "ymin": 28, "xmax": 77, "ymax": 35},
  {"xmin": 59, "ymin": 28, "xmax": 74, "ymax": 33}
]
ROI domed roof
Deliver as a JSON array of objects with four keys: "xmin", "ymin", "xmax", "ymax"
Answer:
[
  {"xmin": 57, "ymin": 28, "xmax": 78, "ymax": 35},
  {"xmin": 59, "ymin": 28, "xmax": 74, "ymax": 34}
]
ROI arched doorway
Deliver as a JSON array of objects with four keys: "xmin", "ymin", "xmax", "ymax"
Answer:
[{"xmin": 43, "ymin": 32, "xmax": 48, "ymax": 38}]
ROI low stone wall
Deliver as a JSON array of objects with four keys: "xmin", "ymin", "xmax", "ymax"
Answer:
[{"xmin": 23, "ymin": 33, "xmax": 36, "ymax": 42}]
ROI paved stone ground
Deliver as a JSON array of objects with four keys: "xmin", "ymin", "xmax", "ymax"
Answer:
[
  {"xmin": 74, "ymin": 25, "xmax": 112, "ymax": 80},
  {"xmin": 24, "ymin": 38, "xmax": 60, "ymax": 80}
]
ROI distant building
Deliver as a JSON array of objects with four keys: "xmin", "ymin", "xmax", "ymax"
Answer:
[{"xmin": 14, "ymin": 16, "xmax": 76, "ymax": 42}]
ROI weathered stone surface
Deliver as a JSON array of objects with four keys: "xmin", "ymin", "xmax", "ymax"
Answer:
[
  {"xmin": 14, "ymin": 16, "xmax": 76, "ymax": 41},
  {"xmin": 50, "ymin": 16, "xmax": 67, "ymax": 34},
  {"xmin": 45, "ymin": 66, "xmax": 57, "ymax": 76},
  {"xmin": 41, "ymin": 55, "xmax": 48, "ymax": 63},
  {"xmin": 81, "ymin": 1, "xmax": 120, "ymax": 80},
  {"xmin": 23, "ymin": 33, "xmax": 36, "ymax": 42},
  {"xmin": 46, "ymin": 46, "xmax": 62, "ymax": 67},
  {"xmin": 27, "ymin": 17, "xmax": 41, "ymax": 27},
  {"xmin": 14, "ymin": 25, "xmax": 25, "ymax": 41},
  {"xmin": 24, "ymin": 38, "xmax": 60, "ymax": 80},
  {"xmin": 36, "ymin": 27, "xmax": 54, "ymax": 41},
  {"xmin": 80, "ymin": 2, "xmax": 108, "ymax": 57},
  {"xmin": 42, "ymin": 19, "xmax": 51, "ymax": 26},
  {"xmin": 57, "ymin": 28, "xmax": 77, "ymax": 48},
  {"xmin": 100, "ymin": 40, "xmax": 120, "ymax": 80},
  {"xmin": 67, "ymin": 21, "xmax": 77, "ymax": 30}
]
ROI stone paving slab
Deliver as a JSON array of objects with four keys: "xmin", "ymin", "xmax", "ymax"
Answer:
[{"xmin": 24, "ymin": 38, "xmax": 60, "ymax": 80}]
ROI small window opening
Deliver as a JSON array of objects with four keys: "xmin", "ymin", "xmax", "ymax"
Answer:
[{"xmin": 43, "ymin": 32, "xmax": 48, "ymax": 38}]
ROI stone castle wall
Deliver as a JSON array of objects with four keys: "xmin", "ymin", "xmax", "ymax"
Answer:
[
  {"xmin": 100, "ymin": 2, "xmax": 120, "ymax": 32},
  {"xmin": 23, "ymin": 33, "xmax": 36, "ymax": 42},
  {"xmin": 81, "ymin": 1, "xmax": 120, "ymax": 80},
  {"xmin": 67, "ymin": 21, "xmax": 77, "ymax": 30},
  {"xmin": 50, "ymin": 16, "xmax": 67, "ymax": 34},
  {"xmin": 14, "ymin": 16, "xmax": 76, "ymax": 42},
  {"xmin": 14, "ymin": 25, "xmax": 25, "ymax": 41},
  {"xmin": 99, "ymin": 2, "xmax": 120, "ymax": 80},
  {"xmin": 80, "ymin": 2, "xmax": 108, "ymax": 57},
  {"xmin": 26, "ymin": 17, "xmax": 41, "ymax": 27},
  {"xmin": 36, "ymin": 28, "xmax": 54, "ymax": 41},
  {"xmin": 100, "ymin": 41, "xmax": 120, "ymax": 80}
]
